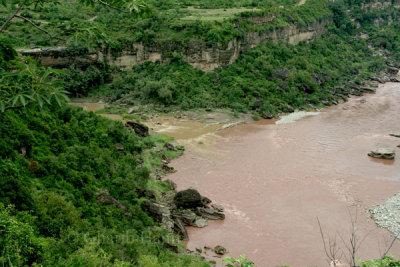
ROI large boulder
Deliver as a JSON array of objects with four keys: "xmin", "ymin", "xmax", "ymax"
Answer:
[
  {"xmin": 174, "ymin": 188, "xmax": 204, "ymax": 209},
  {"xmin": 368, "ymin": 148, "xmax": 396, "ymax": 159},
  {"xmin": 141, "ymin": 200, "xmax": 170, "ymax": 222},
  {"xmin": 125, "ymin": 121, "xmax": 149, "ymax": 137}
]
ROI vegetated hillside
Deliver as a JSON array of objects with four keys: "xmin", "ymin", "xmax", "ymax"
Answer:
[
  {"xmin": 0, "ymin": 43, "xmax": 210, "ymax": 266},
  {"xmin": 1, "ymin": 0, "xmax": 331, "ymax": 49},
  {"xmin": 82, "ymin": 0, "xmax": 400, "ymax": 118}
]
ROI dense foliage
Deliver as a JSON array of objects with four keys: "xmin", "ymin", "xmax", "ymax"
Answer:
[
  {"xmin": 1, "ymin": 0, "xmax": 331, "ymax": 49},
  {"xmin": 0, "ymin": 103, "xmax": 211, "ymax": 266},
  {"xmin": 88, "ymin": 0, "xmax": 400, "ymax": 117},
  {"xmin": 1, "ymin": 0, "xmax": 400, "ymax": 266}
]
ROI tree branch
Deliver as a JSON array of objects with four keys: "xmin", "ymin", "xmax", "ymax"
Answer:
[
  {"xmin": 0, "ymin": 0, "xmax": 29, "ymax": 32},
  {"xmin": 97, "ymin": 0, "xmax": 130, "ymax": 13},
  {"xmin": 14, "ymin": 15, "xmax": 66, "ymax": 41},
  {"xmin": 4, "ymin": 105, "xmax": 24, "ymax": 111}
]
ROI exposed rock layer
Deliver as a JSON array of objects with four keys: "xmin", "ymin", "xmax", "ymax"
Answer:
[{"xmin": 17, "ymin": 19, "xmax": 330, "ymax": 72}]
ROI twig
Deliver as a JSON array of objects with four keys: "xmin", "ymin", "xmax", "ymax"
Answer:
[
  {"xmin": 382, "ymin": 235, "xmax": 398, "ymax": 257},
  {"xmin": 97, "ymin": 0, "xmax": 130, "ymax": 13},
  {"xmin": 4, "ymin": 105, "xmax": 24, "ymax": 111},
  {"xmin": 14, "ymin": 15, "xmax": 65, "ymax": 41},
  {"xmin": 0, "ymin": 0, "xmax": 29, "ymax": 32}
]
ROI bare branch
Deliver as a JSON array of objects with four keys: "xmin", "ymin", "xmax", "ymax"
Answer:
[
  {"xmin": 97, "ymin": 0, "xmax": 130, "ymax": 13},
  {"xmin": 0, "ymin": 0, "xmax": 29, "ymax": 32},
  {"xmin": 382, "ymin": 235, "xmax": 398, "ymax": 258},
  {"xmin": 14, "ymin": 15, "xmax": 66, "ymax": 41},
  {"xmin": 4, "ymin": 105, "xmax": 24, "ymax": 111}
]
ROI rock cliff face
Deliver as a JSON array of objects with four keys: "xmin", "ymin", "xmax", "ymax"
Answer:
[{"xmin": 18, "ymin": 19, "xmax": 330, "ymax": 72}]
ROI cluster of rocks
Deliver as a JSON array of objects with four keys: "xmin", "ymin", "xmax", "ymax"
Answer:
[
  {"xmin": 141, "ymin": 188, "xmax": 225, "ymax": 241},
  {"xmin": 368, "ymin": 132, "xmax": 400, "ymax": 160},
  {"xmin": 370, "ymin": 192, "xmax": 400, "ymax": 237}
]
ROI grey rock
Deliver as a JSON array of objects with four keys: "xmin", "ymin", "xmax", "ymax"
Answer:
[
  {"xmin": 211, "ymin": 204, "xmax": 224, "ymax": 212},
  {"xmin": 386, "ymin": 67, "xmax": 399, "ymax": 75},
  {"xmin": 115, "ymin": 143, "xmax": 124, "ymax": 151},
  {"xmin": 125, "ymin": 121, "xmax": 149, "ymax": 137},
  {"xmin": 193, "ymin": 218, "xmax": 208, "ymax": 228},
  {"xmin": 173, "ymin": 217, "xmax": 188, "ymax": 240},
  {"xmin": 95, "ymin": 189, "xmax": 129, "ymax": 212},
  {"xmin": 196, "ymin": 207, "xmax": 225, "ymax": 220},
  {"xmin": 368, "ymin": 148, "xmax": 395, "ymax": 159},
  {"xmin": 164, "ymin": 142, "xmax": 185, "ymax": 151},
  {"xmin": 141, "ymin": 200, "xmax": 170, "ymax": 222}
]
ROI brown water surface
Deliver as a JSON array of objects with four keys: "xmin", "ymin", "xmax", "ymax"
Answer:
[{"xmin": 167, "ymin": 83, "xmax": 400, "ymax": 266}]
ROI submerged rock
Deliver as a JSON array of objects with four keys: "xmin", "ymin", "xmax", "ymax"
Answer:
[
  {"xmin": 389, "ymin": 132, "xmax": 400, "ymax": 138},
  {"xmin": 214, "ymin": 245, "xmax": 227, "ymax": 255},
  {"xmin": 368, "ymin": 148, "xmax": 395, "ymax": 159},
  {"xmin": 125, "ymin": 121, "xmax": 149, "ymax": 137}
]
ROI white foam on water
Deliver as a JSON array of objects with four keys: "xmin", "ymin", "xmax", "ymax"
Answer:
[{"xmin": 275, "ymin": 111, "xmax": 320, "ymax": 124}]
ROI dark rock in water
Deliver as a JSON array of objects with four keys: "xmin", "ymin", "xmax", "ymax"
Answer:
[
  {"xmin": 368, "ymin": 148, "xmax": 395, "ymax": 159},
  {"xmin": 136, "ymin": 188, "xmax": 156, "ymax": 200},
  {"xmin": 174, "ymin": 188, "xmax": 204, "ymax": 209},
  {"xmin": 214, "ymin": 245, "xmax": 227, "ymax": 255},
  {"xmin": 173, "ymin": 217, "xmax": 188, "ymax": 240},
  {"xmin": 386, "ymin": 67, "xmax": 399, "ymax": 75},
  {"xmin": 201, "ymin": 196, "xmax": 212, "ymax": 205},
  {"xmin": 196, "ymin": 207, "xmax": 225, "ymax": 220},
  {"xmin": 390, "ymin": 132, "xmax": 400, "ymax": 138},
  {"xmin": 125, "ymin": 121, "xmax": 149, "ymax": 137},
  {"xmin": 95, "ymin": 189, "xmax": 129, "ymax": 212},
  {"xmin": 390, "ymin": 77, "xmax": 400, "ymax": 82},
  {"xmin": 141, "ymin": 201, "xmax": 170, "ymax": 222}
]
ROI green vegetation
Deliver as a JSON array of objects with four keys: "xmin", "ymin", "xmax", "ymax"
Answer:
[
  {"xmin": 1, "ymin": 0, "xmax": 331, "ymax": 49},
  {"xmin": 0, "ymin": 99, "xmax": 209, "ymax": 266},
  {"xmin": 0, "ymin": 40, "xmax": 209, "ymax": 266},
  {"xmin": 2, "ymin": 0, "xmax": 400, "ymax": 266}
]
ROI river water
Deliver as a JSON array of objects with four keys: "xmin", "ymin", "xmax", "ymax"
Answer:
[{"xmin": 167, "ymin": 83, "xmax": 400, "ymax": 266}]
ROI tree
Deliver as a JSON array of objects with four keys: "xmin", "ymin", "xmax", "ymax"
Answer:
[{"xmin": 0, "ymin": 0, "xmax": 146, "ymax": 35}]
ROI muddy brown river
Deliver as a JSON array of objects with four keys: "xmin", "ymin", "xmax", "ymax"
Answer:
[{"xmin": 167, "ymin": 83, "xmax": 400, "ymax": 266}]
